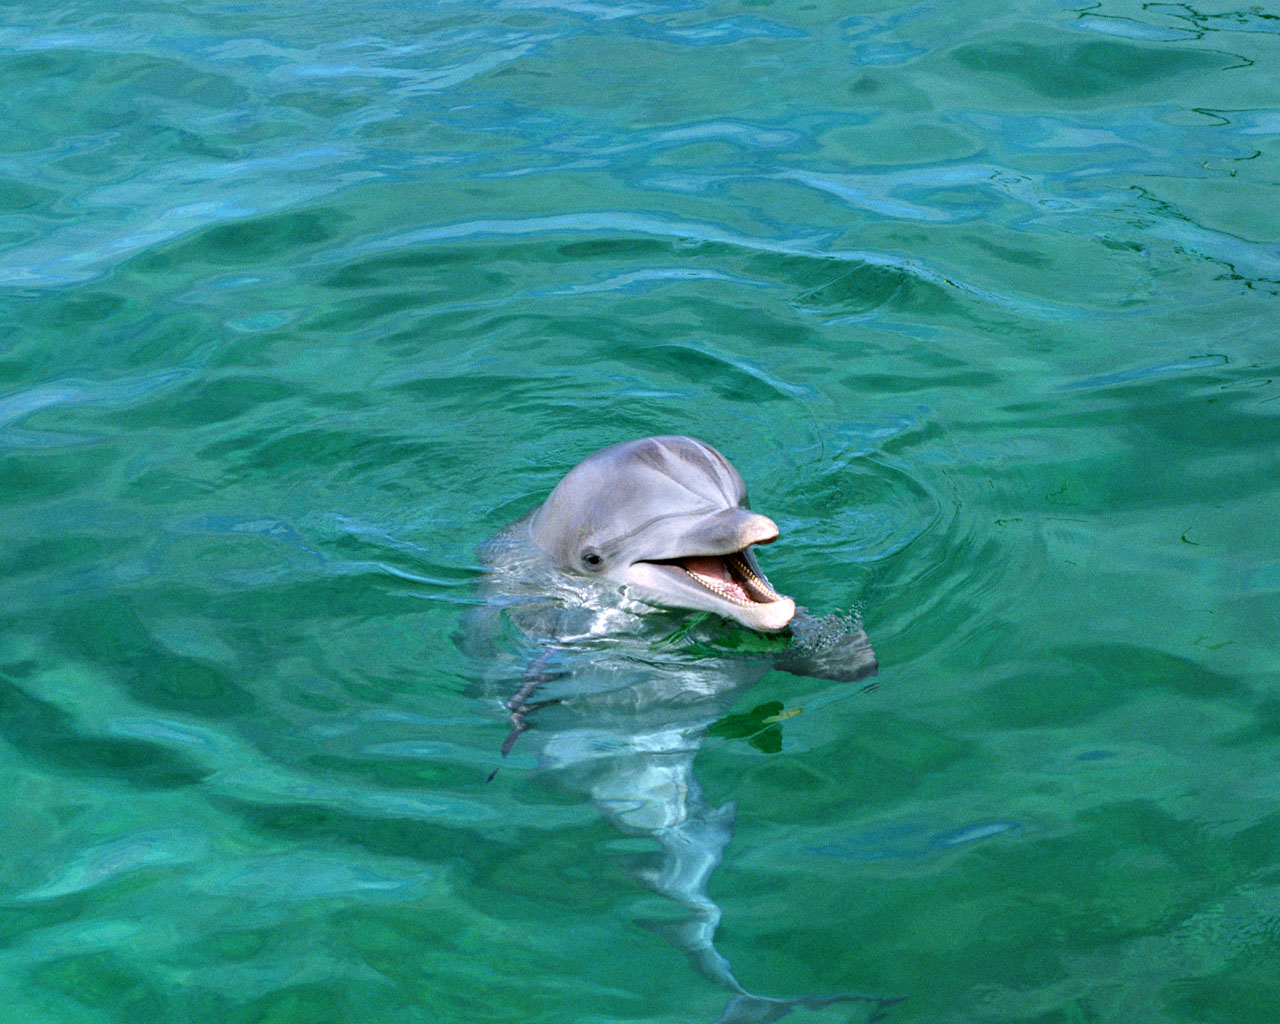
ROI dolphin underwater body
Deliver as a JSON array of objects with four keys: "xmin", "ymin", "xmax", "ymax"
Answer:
[{"xmin": 463, "ymin": 436, "xmax": 892, "ymax": 1023}]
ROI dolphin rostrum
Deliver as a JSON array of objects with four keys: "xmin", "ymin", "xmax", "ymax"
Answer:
[{"xmin": 463, "ymin": 436, "xmax": 894, "ymax": 1023}]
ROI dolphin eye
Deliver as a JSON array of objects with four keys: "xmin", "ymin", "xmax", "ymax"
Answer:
[{"xmin": 580, "ymin": 550, "xmax": 604, "ymax": 571}]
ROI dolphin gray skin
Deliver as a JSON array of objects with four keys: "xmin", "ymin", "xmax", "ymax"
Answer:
[{"xmin": 463, "ymin": 436, "xmax": 892, "ymax": 1023}]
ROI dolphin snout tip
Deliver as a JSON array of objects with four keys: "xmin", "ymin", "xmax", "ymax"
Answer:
[{"xmin": 743, "ymin": 514, "xmax": 779, "ymax": 546}]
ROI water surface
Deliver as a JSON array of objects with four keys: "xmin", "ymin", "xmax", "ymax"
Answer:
[{"xmin": 3, "ymin": 1, "xmax": 1279, "ymax": 1021}]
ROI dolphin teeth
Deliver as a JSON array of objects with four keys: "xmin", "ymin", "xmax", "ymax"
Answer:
[
  {"xmin": 681, "ymin": 551, "xmax": 784, "ymax": 607},
  {"xmin": 684, "ymin": 568, "xmax": 755, "ymax": 606},
  {"xmin": 727, "ymin": 552, "xmax": 781, "ymax": 602}
]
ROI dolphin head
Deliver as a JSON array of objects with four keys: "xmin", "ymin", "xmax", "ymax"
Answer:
[{"xmin": 529, "ymin": 436, "xmax": 797, "ymax": 632}]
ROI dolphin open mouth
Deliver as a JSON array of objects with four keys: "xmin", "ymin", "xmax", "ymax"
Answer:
[
  {"xmin": 657, "ymin": 550, "xmax": 784, "ymax": 607},
  {"xmin": 635, "ymin": 545, "xmax": 796, "ymax": 632}
]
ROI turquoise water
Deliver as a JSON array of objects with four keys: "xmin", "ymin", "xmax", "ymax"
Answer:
[{"xmin": 3, "ymin": 0, "xmax": 1279, "ymax": 1020}]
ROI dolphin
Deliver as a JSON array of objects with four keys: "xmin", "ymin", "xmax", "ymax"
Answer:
[{"xmin": 463, "ymin": 436, "xmax": 894, "ymax": 1023}]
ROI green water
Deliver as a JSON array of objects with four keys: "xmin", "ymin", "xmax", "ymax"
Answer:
[{"xmin": 3, "ymin": 0, "xmax": 1279, "ymax": 1021}]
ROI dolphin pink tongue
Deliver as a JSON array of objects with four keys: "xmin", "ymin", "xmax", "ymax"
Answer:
[{"xmin": 680, "ymin": 556, "xmax": 750, "ymax": 603}]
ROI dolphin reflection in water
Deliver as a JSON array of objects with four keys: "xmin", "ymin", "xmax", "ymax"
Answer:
[{"xmin": 462, "ymin": 437, "xmax": 895, "ymax": 1023}]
